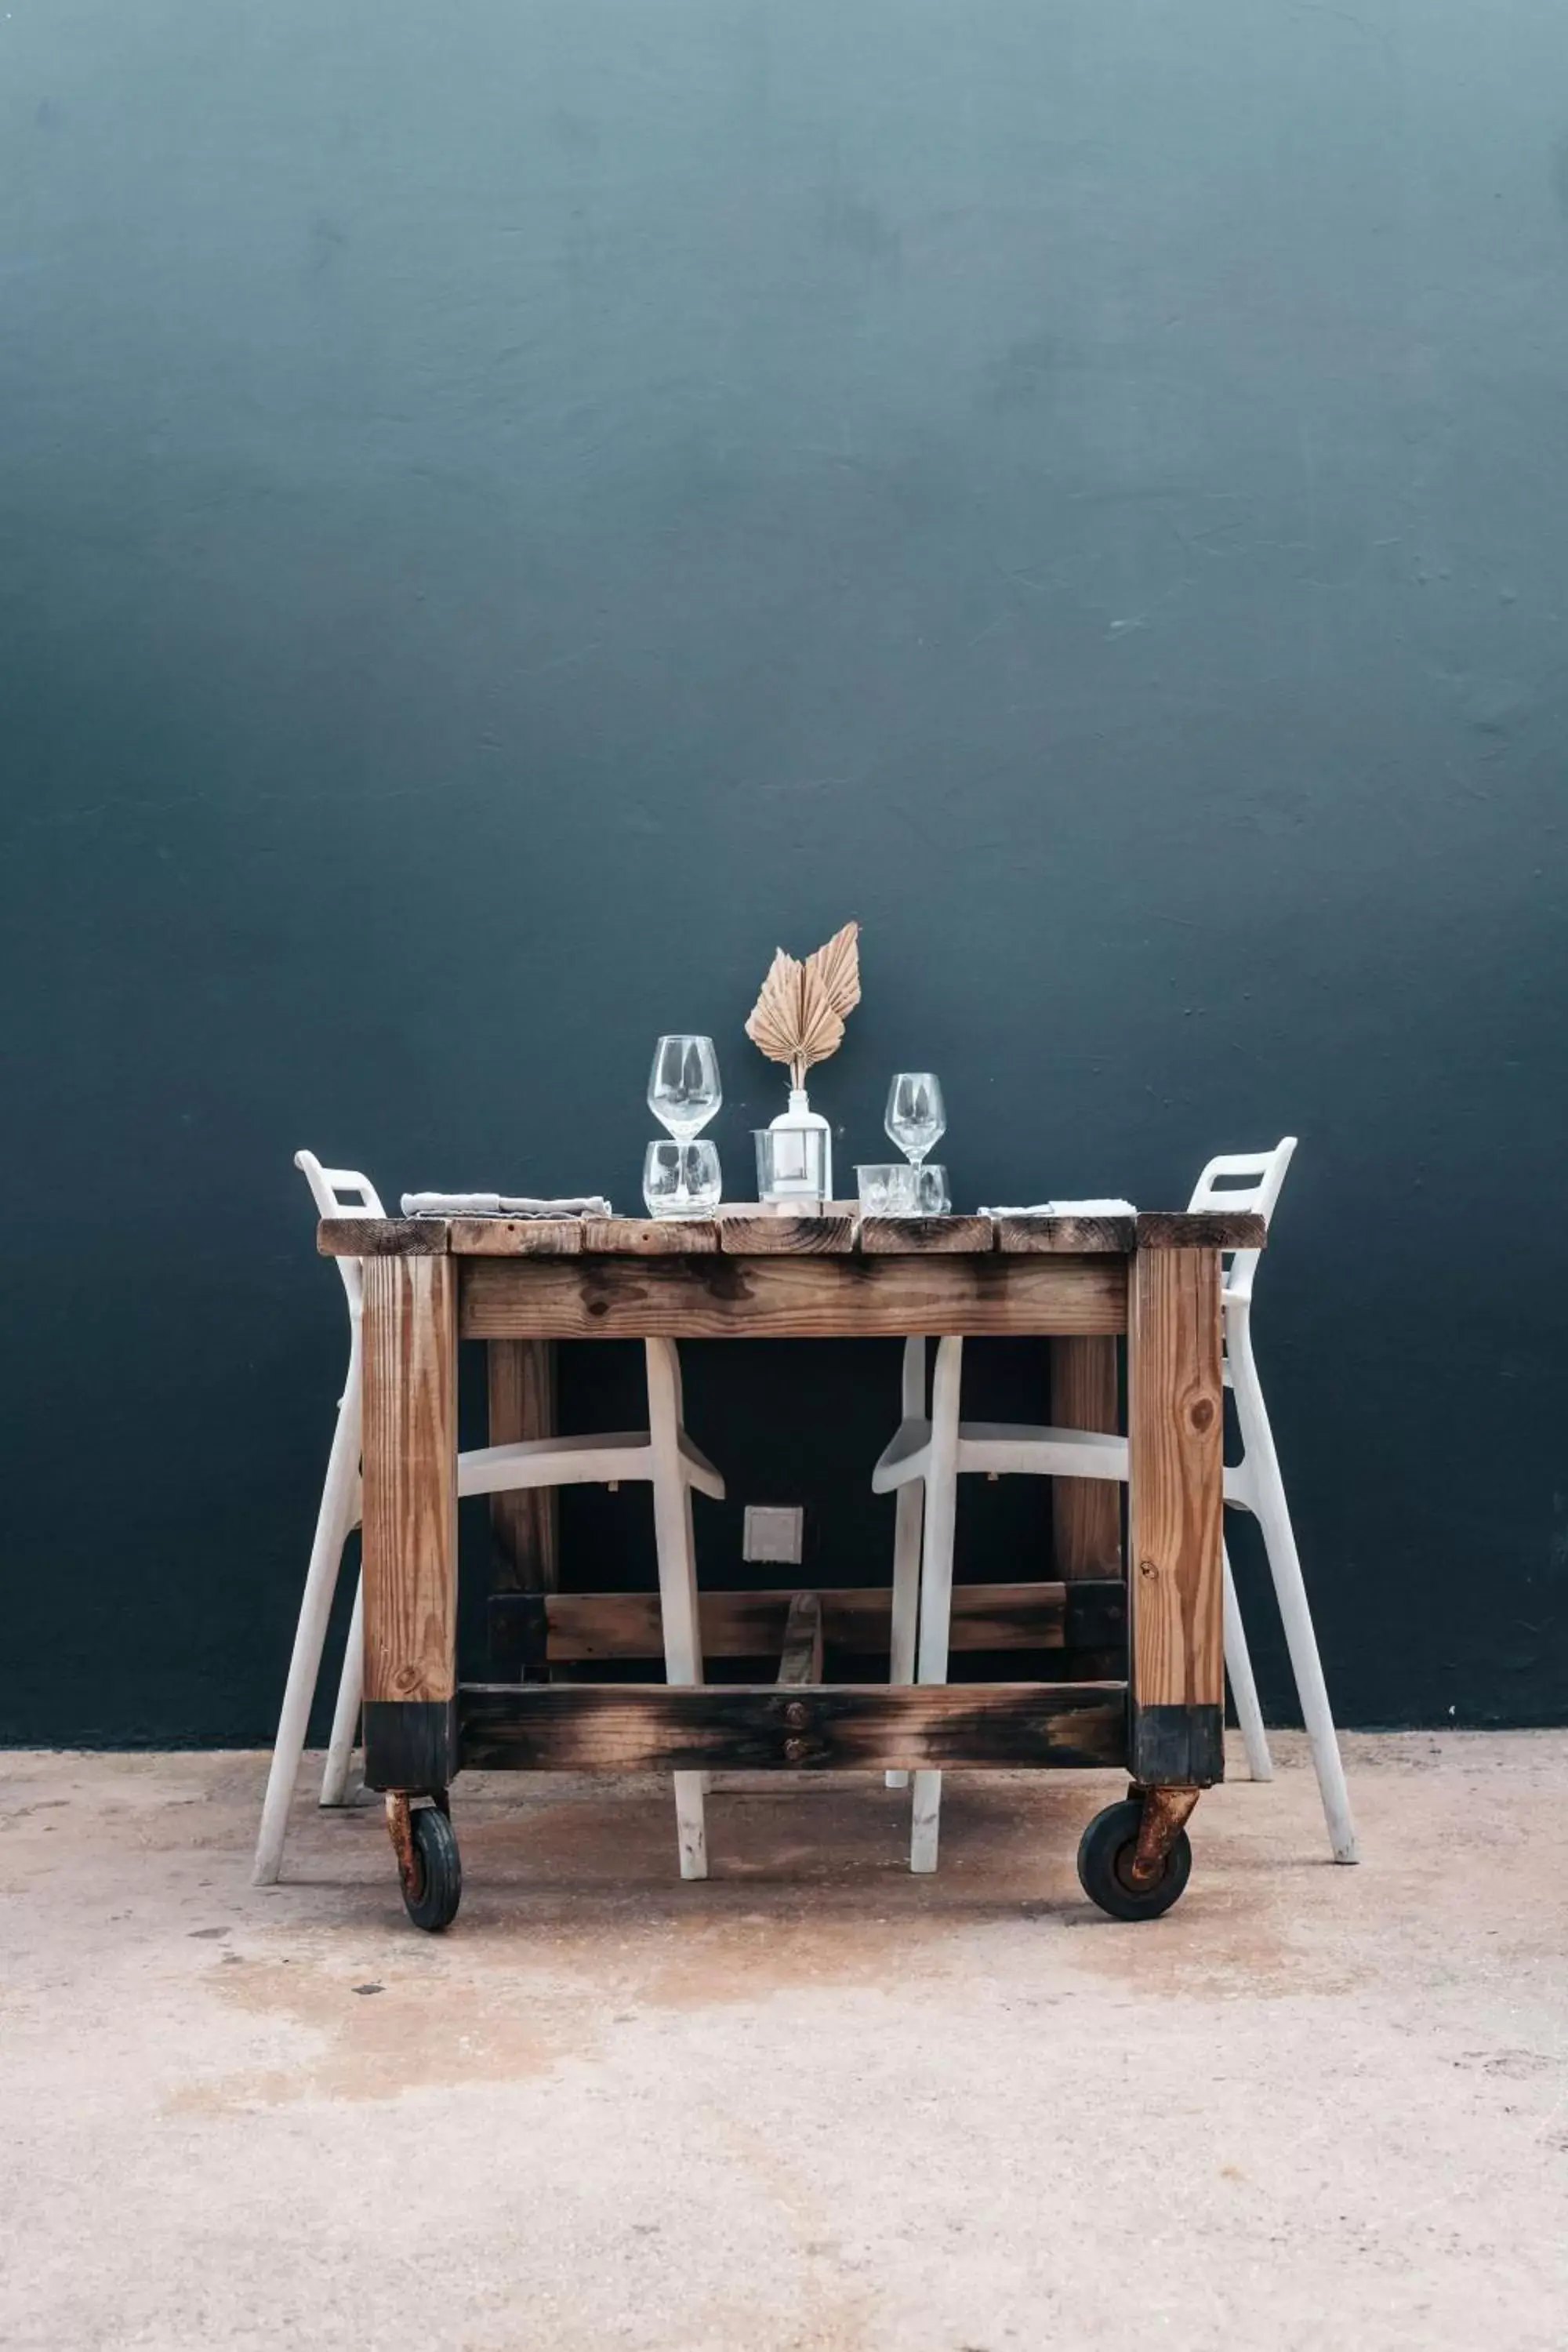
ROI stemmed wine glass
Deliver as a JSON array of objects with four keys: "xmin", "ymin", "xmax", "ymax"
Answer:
[
  {"xmin": 884, "ymin": 1072, "xmax": 946, "ymax": 1171},
  {"xmin": 648, "ymin": 1035, "xmax": 721, "ymax": 1139}
]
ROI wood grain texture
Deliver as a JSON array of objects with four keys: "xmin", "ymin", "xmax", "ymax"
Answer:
[
  {"xmin": 858, "ymin": 1214, "xmax": 994, "ymax": 1254},
  {"xmin": 581, "ymin": 1218, "xmax": 721, "ymax": 1254},
  {"xmin": 719, "ymin": 1213, "xmax": 858, "ymax": 1254},
  {"xmin": 318, "ymin": 1217, "xmax": 448, "ymax": 1257},
  {"xmin": 993, "ymin": 1214, "xmax": 1135, "ymax": 1254},
  {"xmin": 539, "ymin": 1581, "xmax": 1125, "ymax": 1660},
  {"xmin": 1051, "ymin": 1336, "xmax": 1124, "ymax": 1580},
  {"xmin": 361, "ymin": 1255, "xmax": 458, "ymax": 1707},
  {"xmin": 459, "ymin": 1253, "xmax": 1127, "ymax": 1341},
  {"xmin": 486, "ymin": 1338, "xmax": 558, "ymax": 1598},
  {"xmin": 1127, "ymin": 1246, "xmax": 1225, "ymax": 1762},
  {"xmin": 1136, "ymin": 1210, "xmax": 1266, "ymax": 1251},
  {"xmin": 458, "ymin": 1681, "xmax": 1129, "ymax": 1773},
  {"xmin": 778, "ymin": 1592, "xmax": 825, "ymax": 1683},
  {"xmin": 321, "ymin": 1223, "xmax": 1260, "ymax": 1261},
  {"xmin": 451, "ymin": 1218, "xmax": 584, "ymax": 1256},
  {"xmin": 322, "ymin": 1210, "xmax": 1252, "ymax": 1260}
]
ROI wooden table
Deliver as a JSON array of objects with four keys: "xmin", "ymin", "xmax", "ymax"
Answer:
[{"xmin": 318, "ymin": 1204, "xmax": 1264, "ymax": 1926}]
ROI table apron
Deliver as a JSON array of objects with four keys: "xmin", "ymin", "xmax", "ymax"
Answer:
[
  {"xmin": 456, "ymin": 1252, "xmax": 1128, "ymax": 1341},
  {"xmin": 455, "ymin": 1681, "xmax": 1130, "ymax": 1775}
]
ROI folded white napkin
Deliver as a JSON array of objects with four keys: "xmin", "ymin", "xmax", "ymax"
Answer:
[
  {"xmin": 401, "ymin": 1191, "xmax": 612, "ymax": 1219},
  {"xmin": 981, "ymin": 1198, "xmax": 1137, "ymax": 1218}
]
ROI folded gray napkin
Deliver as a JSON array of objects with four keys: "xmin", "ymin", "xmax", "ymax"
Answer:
[
  {"xmin": 400, "ymin": 1191, "xmax": 612, "ymax": 1218},
  {"xmin": 980, "ymin": 1197, "xmax": 1137, "ymax": 1217}
]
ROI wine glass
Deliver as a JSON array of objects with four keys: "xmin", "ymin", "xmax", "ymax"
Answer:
[
  {"xmin": 884, "ymin": 1072, "xmax": 946, "ymax": 1169},
  {"xmin": 648, "ymin": 1036, "xmax": 721, "ymax": 1139}
]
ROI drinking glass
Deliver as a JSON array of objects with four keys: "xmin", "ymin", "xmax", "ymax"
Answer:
[
  {"xmin": 913, "ymin": 1163, "xmax": 950, "ymax": 1214},
  {"xmin": 855, "ymin": 1163, "xmax": 918, "ymax": 1216},
  {"xmin": 648, "ymin": 1036, "xmax": 721, "ymax": 1139},
  {"xmin": 643, "ymin": 1139, "xmax": 722, "ymax": 1219},
  {"xmin": 884, "ymin": 1073, "xmax": 946, "ymax": 1168}
]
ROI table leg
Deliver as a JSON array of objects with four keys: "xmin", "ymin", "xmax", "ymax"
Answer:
[
  {"xmin": 1050, "ymin": 1335, "xmax": 1122, "ymax": 1577},
  {"xmin": 487, "ymin": 1339, "xmax": 559, "ymax": 1676},
  {"xmin": 360, "ymin": 1254, "xmax": 459, "ymax": 1793},
  {"xmin": 1127, "ymin": 1246, "xmax": 1224, "ymax": 1788}
]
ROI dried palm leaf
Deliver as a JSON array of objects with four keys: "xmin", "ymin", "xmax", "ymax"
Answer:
[
  {"xmin": 793, "ymin": 960, "xmax": 844, "ymax": 1078},
  {"xmin": 745, "ymin": 935, "xmax": 852, "ymax": 1090},
  {"xmin": 805, "ymin": 920, "xmax": 861, "ymax": 1019},
  {"xmin": 745, "ymin": 948, "xmax": 805, "ymax": 1069}
]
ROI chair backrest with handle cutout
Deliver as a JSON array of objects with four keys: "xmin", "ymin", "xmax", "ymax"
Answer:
[
  {"xmin": 295, "ymin": 1149, "xmax": 386, "ymax": 1317},
  {"xmin": 1185, "ymin": 1137, "xmax": 1296, "ymax": 1311}
]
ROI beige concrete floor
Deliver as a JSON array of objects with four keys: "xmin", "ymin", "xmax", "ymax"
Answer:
[{"xmin": 2, "ymin": 1735, "xmax": 1566, "ymax": 2351}]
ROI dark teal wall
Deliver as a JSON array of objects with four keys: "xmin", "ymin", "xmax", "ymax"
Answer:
[{"xmin": 4, "ymin": 1, "xmax": 1566, "ymax": 1741}]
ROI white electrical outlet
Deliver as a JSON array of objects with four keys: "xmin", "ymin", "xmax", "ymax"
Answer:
[{"xmin": 742, "ymin": 1505, "xmax": 804, "ymax": 1565}]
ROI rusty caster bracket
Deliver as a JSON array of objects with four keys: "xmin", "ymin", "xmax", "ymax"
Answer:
[
  {"xmin": 1125, "ymin": 1785, "xmax": 1201, "ymax": 1886},
  {"xmin": 385, "ymin": 1791, "xmax": 449, "ymax": 1901}
]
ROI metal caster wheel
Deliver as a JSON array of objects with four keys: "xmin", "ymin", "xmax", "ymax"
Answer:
[
  {"xmin": 1076, "ymin": 1797, "xmax": 1192, "ymax": 1922},
  {"xmin": 393, "ymin": 1799, "xmax": 462, "ymax": 1933}
]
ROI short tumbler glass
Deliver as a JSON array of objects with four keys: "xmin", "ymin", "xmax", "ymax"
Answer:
[
  {"xmin": 913, "ymin": 1163, "xmax": 951, "ymax": 1214},
  {"xmin": 855, "ymin": 1163, "xmax": 918, "ymax": 1216},
  {"xmin": 643, "ymin": 1139, "xmax": 721, "ymax": 1219},
  {"xmin": 856, "ymin": 1163, "xmax": 950, "ymax": 1215}
]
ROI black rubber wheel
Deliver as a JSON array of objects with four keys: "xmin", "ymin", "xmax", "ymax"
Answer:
[
  {"xmin": 401, "ymin": 1802, "xmax": 462, "ymax": 1933},
  {"xmin": 1076, "ymin": 1798, "xmax": 1192, "ymax": 1922}
]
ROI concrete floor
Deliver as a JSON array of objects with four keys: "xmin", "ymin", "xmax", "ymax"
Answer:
[{"xmin": 2, "ymin": 1736, "xmax": 1566, "ymax": 2351}]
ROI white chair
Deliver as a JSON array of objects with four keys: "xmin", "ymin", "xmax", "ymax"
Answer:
[
  {"xmin": 874, "ymin": 1140, "xmax": 1357, "ymax": 1872},
  {"xmin": 252, "ymin": 1151, "xmax": 724, "ymax": 1888}
]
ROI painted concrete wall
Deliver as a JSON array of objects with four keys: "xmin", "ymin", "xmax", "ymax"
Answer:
[{"xmin": 4, "ymin": 1, "xmax": 1566, "ymax": 1739}]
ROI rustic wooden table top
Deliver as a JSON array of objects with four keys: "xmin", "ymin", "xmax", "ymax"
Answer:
[{"xmin": 318, "ymin": 1206, "xmax": 1266, "ymax": 1259}]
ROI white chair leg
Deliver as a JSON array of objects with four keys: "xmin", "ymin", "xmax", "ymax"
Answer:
[
  {"xmin": 1251, "ymin": 1464, "xmax": 1359, "ymax": 1861},
  {"xmin": 1229, "ymin": 1316, "xmax": 1356, "ymax": 1860},
  {"xmin": 910, "ymin": 1336, "xmax": 964, "ymax": 1873},
  {"xmin": 1222, "ymin": 1541, "xmax": 1273, "ymax": 1782},
  {"xmin": 319, "ymin": 1562, "xmax": 364, "ymax": 1806},
  {"xmin": 646, "ymin": 1338, "xmax": 707, "ymax": 1880},
  {"xmin": 887, "ymin": 1336, "xmax": 927, "ymax": 1790},
  {"xmin": 252, "ymin": 1372, "xmax": 362, "ymax": 1885},
  {"xmin": 885, "ymin": 1480, "xmax": 924, "ymax": 1791}
]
